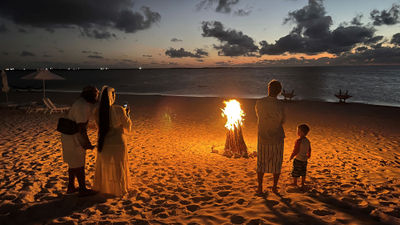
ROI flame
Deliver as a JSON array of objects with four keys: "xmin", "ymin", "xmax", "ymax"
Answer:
[{"xmin": 221, "ymin": 99, "xmax": 245, "ymax": 130}]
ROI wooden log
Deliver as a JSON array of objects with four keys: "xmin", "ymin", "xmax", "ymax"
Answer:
[{"xmin": 223, "ymin": 125, "xmax": 248, "ymax": 158}]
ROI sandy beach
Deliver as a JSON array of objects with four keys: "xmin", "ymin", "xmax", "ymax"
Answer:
[{"xmin": 0, "ymin": 92, "xmax": 400, "ymax": 225}]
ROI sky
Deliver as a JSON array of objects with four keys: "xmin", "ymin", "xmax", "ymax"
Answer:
[{"xmin": 0, "ymin": 0, "xmax": 400, "ymax": 68}]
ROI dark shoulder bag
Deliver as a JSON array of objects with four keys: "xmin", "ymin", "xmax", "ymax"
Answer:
[{"xmin": 57, "ymin": 118, "xmax": 78, "ymax": 135}]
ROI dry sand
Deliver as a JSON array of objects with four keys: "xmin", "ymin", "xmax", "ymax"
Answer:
[{"xmin": 0, "ymin": 92, "xmax": 400, "ymax": 225}]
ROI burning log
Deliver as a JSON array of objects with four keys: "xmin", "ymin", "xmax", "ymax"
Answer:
[
  {"xmin": 335, "ymin": 89, "xmax": 352, "ymax": 103},
  {"xmin": 221, "ymin": 100, "xmax": 248, "ymax": 158}
]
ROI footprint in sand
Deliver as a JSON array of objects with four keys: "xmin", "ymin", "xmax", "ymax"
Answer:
[
  {"xmin": 312, "ymin": 209, "xmax": 336, "ymax": 216},
  {"xmin": 217, "ymin": 191, "xmax": 231, "ymax": 197},
  {"xmin": 264, "ymin": 200, "xmax": 279, "ymax": 207},
  {"xmin": 186, "ymin": 204, "xmax": 200, "ymax": 212},
  {"xmin": 230, "ymin": 215, "xmax": 246, "ymax": 224}
]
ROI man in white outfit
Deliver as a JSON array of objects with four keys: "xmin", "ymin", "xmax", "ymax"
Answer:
[{"xmin": 61, "ymin": 86, "xmax": 99, "ymax": 197}]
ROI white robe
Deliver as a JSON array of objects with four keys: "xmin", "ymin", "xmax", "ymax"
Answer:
[
  {"xmin": 94, "ymin": 105, "xmax": 132, "ymax": 196},
  {"xmin": 61, "ymin": 98, "xmax": 95, "ymax": 168}
]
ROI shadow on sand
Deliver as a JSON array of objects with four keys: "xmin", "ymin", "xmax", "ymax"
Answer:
[
  {"xmin": 259, "ymin": 190, "xmax": 391, "ymax": 225},
  {"xmin": 0, "ymin": 193, "xmax": 113, "ymax": 225}
]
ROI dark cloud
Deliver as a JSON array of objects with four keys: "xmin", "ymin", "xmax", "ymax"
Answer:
[
  {"xmin": 197, "ymin": 0, "xmax": 240, "ymax": 14},
  {"xmin": 284, "ymin": 0, "xmax": 332, "ymax": 39},
  {"xmin": 337, "ymin": 47, "xmax": 400, "ymax": 64},
  {"xmin": 42, "ymin": 54, "xmax": 51, "ymax": 58},
  {"xmin": 0, "ymin": 24, "xmax": 7, "ymax": 33},
  {"xmin": 255, "ymin": 47, "xmax": 400, "ymax": 66},
  {"xmin": 142, "ymin": 54, "xmax": 152, "ymax": 58},
  {"xmin": 121, "ymin": 59, "xmax": 137, "ymax": 63},
  {"xmin": 391, "ymin": 33, "xmax": 400, "ymax": 45},
  {"xmin": 21, "ymin": 51, "xmax": 35, "ymax": 57},
  {"xmin": 363, "ymin": 35, "xmax": 384, "ymax": 45},
  {"xmin": 355, "ymin": 46, "xmax": 368, "ymax": 52},
  {"xmin": 201, "ymin": 21, "xmax": 258, "ymax": 56},
  {"xmin": 351, "ymin": 14, "xmax": 363, "ymax": 26},
  {"xmin": 81, "ymin": 29, "xmax": 116, "ymax": 39},
  {"xmin": 370, "ymin": 4, "xmax": 400, "ymax": 26},
  {"xmin": 0, "ymin": 1, "xmax": 160, "ymax": 37},
  {"xmin": 82, "ymin": 50, "xmax": 101, "ymax": 55},
  {"xmin": 260, "ymin": 0, "xmax": 376, "ymax": 55},
  {"xmin": 88, "ymin": 55, "xmax": 103, "ymax": 59},
  {"xmin": 165, "ymin": 48, "xmax": 208, "ymax": 58},
  {"xmin": 171, "ymin": 38, "xmax": 183, "ymax": 42},
  {"xmin": 114, "ymin": 6, "xmax": 161, "ymax": 33},
  {"xmin": 3, "ymin": 52, "xmax": 9, "ymax": 55},
  {"xmin": 234, "ymin": 9, "xmax": 251, "ymax": 16}
]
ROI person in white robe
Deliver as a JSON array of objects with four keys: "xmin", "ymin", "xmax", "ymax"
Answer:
[
  {"xmin": 61, "ymin": 86, "xmax": 99, "ymax": 196},
  {"xmin": 94, "ymin": 86, "xmax": 132, "ymax": 196}
]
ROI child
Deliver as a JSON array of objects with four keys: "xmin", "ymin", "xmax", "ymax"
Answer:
[{"xmin": 289, "ymin": 124, "xmax": 311, "ymax": 188}]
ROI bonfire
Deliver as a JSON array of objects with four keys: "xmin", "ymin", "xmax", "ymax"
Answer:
[{"xmin": 221, "ymin": 99, "xmax": 248, "ymax": 158}]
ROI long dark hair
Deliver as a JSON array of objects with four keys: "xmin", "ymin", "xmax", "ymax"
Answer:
[{"xmin": 97, "ymin": 87, "xmax": 110, "ymax": 152}]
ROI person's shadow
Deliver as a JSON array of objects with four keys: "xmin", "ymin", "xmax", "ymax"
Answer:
[{"xmin": 0, "ymin": 193, "xmax": 113, "ymax": 225}]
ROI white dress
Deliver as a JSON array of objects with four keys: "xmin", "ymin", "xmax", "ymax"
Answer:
[{"xmin": 94, "ymin": 105, "xmax": 132, "ymax": 196}]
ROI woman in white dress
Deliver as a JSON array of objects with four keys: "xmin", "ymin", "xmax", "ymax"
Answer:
[{"xmin": 94, "ymin": 86, "xmax": 132, "ymax": 196}]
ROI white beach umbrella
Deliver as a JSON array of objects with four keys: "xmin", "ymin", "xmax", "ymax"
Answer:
[
  {"xmin": 1, "ymin": 70, "xmax": 10, "ymax": 103},
  {"xmin": 21, "ymin": 69, "xmax": 65, "ymax": 98}
]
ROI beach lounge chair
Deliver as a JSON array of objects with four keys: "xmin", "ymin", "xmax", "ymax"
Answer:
[
  {"xmin": 43, "ymin": 97, "xmax": 70, "ymax": 114},
  {"xmin": 26, "ymin": 101, "xmax": 47, "ymax": 113}
]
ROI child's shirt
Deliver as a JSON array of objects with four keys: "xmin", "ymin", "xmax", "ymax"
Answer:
[{"xmin": 290, "ymin": 137, "xmax": 311, "ymax": 162}]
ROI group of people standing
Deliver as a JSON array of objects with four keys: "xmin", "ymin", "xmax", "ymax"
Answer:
[
  {"xmin": 61, "ymin": 85, "xmax": 132, "ymax": 197},
  {"xmin": 60, "ymin": 80, "xmax": 311, "ymax": 197}
]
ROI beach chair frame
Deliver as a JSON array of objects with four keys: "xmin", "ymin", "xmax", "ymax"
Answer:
[{"xmin": 43, "ymin": 97, "xmax": 70, "ymax": 114}]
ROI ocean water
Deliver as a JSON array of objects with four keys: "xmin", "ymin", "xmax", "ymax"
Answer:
[{"xmin": 5, "ymin": 65, "xmax": 400, "ymax": 107}]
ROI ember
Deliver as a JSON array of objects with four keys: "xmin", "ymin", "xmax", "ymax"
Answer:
[{"xmin": 221, "ymin": 100, "xmax": 248, "ymax": 158}]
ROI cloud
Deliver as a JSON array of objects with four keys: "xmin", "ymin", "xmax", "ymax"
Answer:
[
  {"xmin": 391, "ymin": 33, "xmax": 400, "ymax": 45},
  {"xmin": 197, "ymin": 0, "xmax": 240, "ymax": 14},
  {"xmin": 142, "ymin": 54, "xmax": 152, "ymax": 58},
  {"xmin": 370, "ymin": 4, "xmax": 400, "ymax": 26},
  {"xmin": 21, "ymin": 51, "xmax": 35, "ymax": 57},
  {"xmin": 0, "ymin": 1, "xmax": 161, "ymax": 37},
  {"xmin": 121, "ymin": 59, "xmax": 137, "ymax": 63},
  {"xmin": 201, "ymin": 21, "xmax": 258, "ymax": 56},
  {"xmin": 0, "ymin": 24, "xmax": 7, "ymax": 33},
  {"xmin": 351, "ymin": 14, "xmax": 363, "ymax": 26},
  {"xmin": 82, "ymin": 50, "xmax": 101, "ymax": 55},
  {"xmin": 259, "ymin": 0, "xmax": 376, "ymax": 55},
  {"xmin": 42, "ymin": 54, "xmax": 51, "ymax": 58},
  {"xmin": 171, "ymin": 38, "xmax": 183, "ymax": 42},
  {"xmin": 215, "ymin": 61, "xmax": 232, "ymax": 66},
  {"xmin": 234, "ymin": 9, "xmax": 251, "ymax": 16},
  {"xmin": 3, "ymin": 52, "xmax": 9, "ymax": 55},
  {"xmin": 88, "ymin": 55, "xmax": 103, "ymax": 59},
  {"xmin": 363, "ymin": 35, "xmax": 384, "ymax": 45},
  {"xmin": 81, "ymin": 28, "xmax": 116, "ymax": 39},
  {"xmin": 165, "ymin": 48, "xmax": 208, "ymax": 58},
  {"xmin": 255, "ymin": 46, "xmax": 400, "ymax": 66}
]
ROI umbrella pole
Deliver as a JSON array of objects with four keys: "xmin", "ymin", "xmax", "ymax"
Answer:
[{"xmin": 43, "ymin": 80, "xmax": 45, "ymax": 98}]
